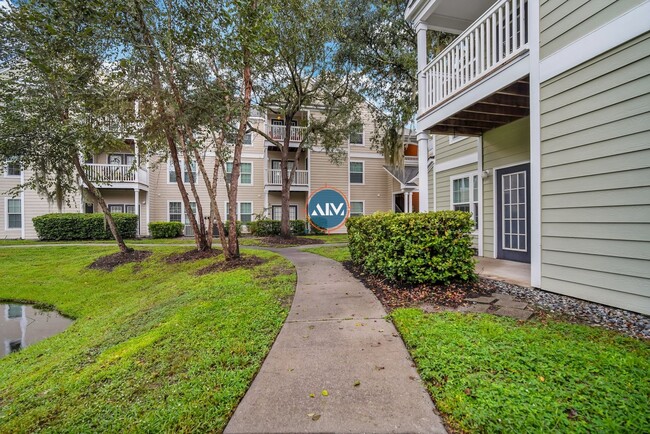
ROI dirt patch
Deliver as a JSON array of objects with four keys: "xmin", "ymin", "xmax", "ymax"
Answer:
[
  {"xmin": 165, "ymin": 249, "xmax": 222, "ymax": 264},
  {"xmin": 196, "ymin": 255, "xmax": 267, "ymax": 276},
  {"xmin": 344, "ymin": 261, "xmax": 496, "ymax": 311},
  {"xmin": 89, "ymin": 250, "xmax": 153, "ymax": 272},
  {"xmin": 259, "ymin": 236, "xmax": 325, "ymax": 246}
]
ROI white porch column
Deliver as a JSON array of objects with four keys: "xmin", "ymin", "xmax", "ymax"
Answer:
[
  {"xmin": 416, "ymin": 23, "xmax": 428, "ymax": 114},
  {"xmin": 529, "ymin": 0, "xmax": 542, "ymax": 288},
  {"xmin": 145, "ymin": 191, "xmax": 150, "ymax": 237},
  {"xmin": 417, "ymin": 132, "xmax": 429, "ymax": 212},
  {"xmin": 134, "ymin": 189, "xmax": 140, "ymax": 236}
]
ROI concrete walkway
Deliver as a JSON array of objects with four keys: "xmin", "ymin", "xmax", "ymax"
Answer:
[{"xmin": 225, "ymin": 248, "xmax": 446, "ymax": 434}]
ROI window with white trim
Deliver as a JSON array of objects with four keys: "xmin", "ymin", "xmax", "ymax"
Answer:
[
  {"xmin": 168, "ymin": 160, "xmax": 197, "ymax": 183},
  {"xmin": 272, "ymin": 205, "xmax": 298, "ymax": 221},
  {"xmin": 6, "ymin": 198, "xmax": 21, "ymax": 229},
  {"xmin": 226, "ymin": 202, "xmax": 253, "ymax": 223},
  {"xmin": 451, "ymin": 174, "xmax": 479, "ymax": 229},
  {"xmin": 243, "ymin": 132, "xmax": 253, "ymax": 146},
  {"xmin": 4, "ymin": 160, "xmax": 21, "ymax": 177},
  {"xmin": 169, "ymin": 202, "xmax": 182, "ymax": 222},
  {"xmin": 349, "ymin": 161, "xmax": 363, "ymax": 184},
  {"xmin": 349, "ymin": 127, "xmax": 363, "ymax": 145},
  {"xmin": 108, "ymin": 204, "xmax": 125, "ymax": 213},
  {"xmin": 226, "ymin": 162, "xmax": 252, "ymax": 185},
  {"xmin": 350, "ymin": 201, "xmax": 364, "ymax": 217}
]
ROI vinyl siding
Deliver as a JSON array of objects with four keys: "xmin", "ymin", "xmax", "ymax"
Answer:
[
  {"xmin": 267, "ymin": 191, "xmax": 308, "ymax": 220},
  {"xmin": 539, "ymin": 0, "xmax": 645, "ymax": 59},
  {"xmin": 309, "ymin": 149, "xmax": 349, "ymax": 233},
  {"xmin": 482, "ymin": 117, "xmax": 530, "ymax": 258},
  {"xmin": 350, "ymin": 158, "xmax": 392, "ymax": 215},
  {"xmin": 540, "ymin": 32, "xmax": 650, "ymax": 314},
  {"xmin": 435, "ymin": 163, "xmax": 479, "ymax": 248},
  {"xmin": 435, "ymin": 135, "xmax": 478, "ymax": 164}
]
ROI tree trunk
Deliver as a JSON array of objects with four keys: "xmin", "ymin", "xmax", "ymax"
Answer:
[{"xmin": 73, "ymin": 155, "xmax": 131, "ymax": 253}]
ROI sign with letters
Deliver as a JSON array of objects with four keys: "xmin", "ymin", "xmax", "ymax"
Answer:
[{"xmin": 306, "ymin": 187, "xmax": 350, "ymax": 233}]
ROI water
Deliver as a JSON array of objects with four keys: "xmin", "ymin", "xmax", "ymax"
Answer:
[{"xmin": 0, "ymin": 303, "xmax": 73, "ymax": 358}]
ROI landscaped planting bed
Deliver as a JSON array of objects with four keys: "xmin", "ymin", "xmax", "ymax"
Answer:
[{"xmin": 0, "ymin": 246, "xmax": 295, "ymax": 433}]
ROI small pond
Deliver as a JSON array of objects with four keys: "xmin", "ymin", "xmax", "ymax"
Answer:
[{"xmin": 0, "ymin": 303, "xmax": 73, "ymax": 358}]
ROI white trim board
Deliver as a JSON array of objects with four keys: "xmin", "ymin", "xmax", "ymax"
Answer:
[
  {"xmin": 434, "ymin": 152, "xmax": 478, "ymax": 173},
  {"xmin": 540, "ymin": 1, "xmax": 650, "ymax": 82}
]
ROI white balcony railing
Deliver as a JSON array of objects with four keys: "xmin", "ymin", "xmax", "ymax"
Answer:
[
  {"xmin": 268, "ymin": 125, "xmax": 306, "ymax": 142},
  {"xmin": 84, "ymin": 164, "xmax": 148, "ymax": 185},
  {"xmin": 420, "ymin": 0, "xmax": 528, "ymax": 113},
  {"xmin": 266, "ymin": 169, "xmax": 309, "ymax": 186}
]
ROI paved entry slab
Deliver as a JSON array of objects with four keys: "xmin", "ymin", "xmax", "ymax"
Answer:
[{"xmin": 225, "ymin": 248, "xmax": 446, "ymax": 434}]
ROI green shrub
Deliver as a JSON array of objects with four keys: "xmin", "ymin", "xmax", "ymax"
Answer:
[
  {"xmin": 33, "ymin": 213, "xmax": 138, "ymax": 241},
  {"xmin": 346, "ymin": 211, "xmax": 476, "ymax": 284},
  {"xmin": 149, "ymin": 221, "xmax": 184, "ymax": 238},
  {"xmin": 248, "ymin": 219, "xmax": 306, "ymax": 236}
]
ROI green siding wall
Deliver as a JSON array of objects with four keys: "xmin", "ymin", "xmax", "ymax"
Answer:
[
  {"xmin": 482, "ymin": 118, "xmax": 531, "ymax": 258},
  {"xmin": 540, "ymin": 33, "xmax": 650, "ymax": 314},
  {"xmin": 435, "ymin": 135, "xmax": 478, "ymax": 164},
  {"xmin": 540, "ymin": 0, "xmax": 645, "ymax": 59}
]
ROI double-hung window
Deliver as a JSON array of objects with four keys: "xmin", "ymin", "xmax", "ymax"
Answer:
[
  {"xmin": 271, "ymin": 205, "xmax": 298, "ymax": 221},
  {"xmin": 226, "ymin": 162, "xmax": 252, "ymax": 185},
  {"xmin": 169, "ymin": 201, "xmax": 195, "ymax": 236},
  {"xmin": 350, "ymin": 201, "xmax": 364, "ymax": 217},
  {"xmin": 226, "ymin": 202, "xmax": 253, "ymax": 223},
  {"xmin": 451, "ymin": 173, "xmax": 479, "ymax": 229},
  {"xmin": 349, "ymin": 161, "xmax": 364, "ymax": 184},
  {"xmin": 168, "ymin": 160, "xmax": 197, "ymax": 183},
  {"xmin": 6, "ymin": 198, "xmax": 21, "ymax": 229},
  {"xmin": 349, "ymin": 127, "xmax": 363, "ymax": 145},
  {"xmin": 5, "ymin": 160, "xmax": 21, "ymax": 177}
]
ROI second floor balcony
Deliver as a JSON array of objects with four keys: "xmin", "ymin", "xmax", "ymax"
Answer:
[
  {"xmin": 267, "ymin": 124, "xmax": 307, "ymax": 144},
  {"xmin": 265, "ymin": 168, "xmax": 309, "ymax": 191},
  {"xmin": 84, "ymin": 163, "xmax": 149, "ymax": 189},
  {"xmin": 415, "ymin": 0, "xmax": 530, "ymax": 135}
]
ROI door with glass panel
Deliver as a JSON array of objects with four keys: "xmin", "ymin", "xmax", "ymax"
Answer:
[
  {"xmin": 496, "ymin": 163, "xmax": 530, "ymax": 263},
  {"xmin": 271, "ymin": 160, "xmax": 294, "ymax": 185}
]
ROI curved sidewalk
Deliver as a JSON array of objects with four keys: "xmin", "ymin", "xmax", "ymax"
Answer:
[{"xmin": 225, "ymin": 248, "xmax": 446, "ymax": 434}]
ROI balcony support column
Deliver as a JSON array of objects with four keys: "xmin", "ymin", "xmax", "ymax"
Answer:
[
  {"xmin": 417, "ymin": 131, "xmax": 429, "ymax": 212},
  {"xmin": 416, "ymin": 23, "xmax": 429, "ymax": 115},
  {"xmin": 134, "ymin": 188, "xmax": 140, "ymax": 236}
]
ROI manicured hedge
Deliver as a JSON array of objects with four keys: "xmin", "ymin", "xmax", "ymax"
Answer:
[
  {"xmin": 149, "ymin": 221, "xmax": 184, "ymax": 238},
  {"xmin": 248, "ymin": 219, "xmax": 307, "ymax": 236},
  {"xmin": 346, "ymin": 211, "xmax": 476, "ymax": 284},
  {"xmin": 215, "ymin": 221, "xmax": 243, "ymax": 237},
  {"xmin": 33, "ymin": 213, "xmax": 138, "ymax": 241}
]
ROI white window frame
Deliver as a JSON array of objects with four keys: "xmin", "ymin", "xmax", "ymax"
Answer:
[
  {"xmin": 224, "ymin": 201, "xmax": 255, "ymax": 223},
  {"xmin": 350, "ymin": 200, "xmax": 365, "ymax": 217},
  {"xmin": 108, "ymin": 204, "xmax": 125, "ymax": 213},
  {"xmin": 167, "ymin": 159, "xmax": 198, "ymax": 185},
  {"xmin": 449, "ymin": 134, "xmax": 469, "ymax": 145},
  {"xmin": 4, "ymin": 159, "xmax": 21, "ymax": 178},
  {"xmin": 5, "ymin": 197, "xmax": 22, "ymax": 230},
  {"xmin": 349, "ymin": 161, "xmax": 364, "ymax": 185},
  {"xmin": 108, "ymin": 153, "xmax": 135, "ymax": 166},
  {"xmin": 243, "ymin": 132, "xmax": 254, "ymax": 147},
  {"xmin": 167, "ymin": 201, "xmax": 183, "ymax": 223},
  {"xmin": 271, "ymin": 204, "xmax": 299, "ymax": 221},
  {"xmin": 450, "ymin": 171, "xmax": 479, "ymax": 232},
  {"xmin": 349, "ymin": 127, "xmax": 364, "ymax": 146},
  {"xmin": 226, "ymin": 161, "xmax": 253, "ymax": 186}
]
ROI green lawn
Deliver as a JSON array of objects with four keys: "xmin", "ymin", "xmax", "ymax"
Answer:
[
  {"xmin": 0, "ymin": 246, "xmax": 295, "ymax": 433},
  {"xmin": 392, "ymin": 309, "xmax": 650, "ymax": 433},
  {"xmin": 303, "ymin": 245, "xmax": 351, "ymax": 262}
]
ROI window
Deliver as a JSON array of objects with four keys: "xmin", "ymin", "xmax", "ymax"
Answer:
[
  {"xmin": 350, "ymin": 161, "xmax": 364, "ymax": 184},
  {"xmin": 108, "ymin": 154, "xmax": 135, "ymax": 166},
  {"xmin": 272, "ymin": 205, "xmax": 297, "ymax": 221},
  {"xmin": 169, "ymin": 202, "xmax": 182, "ymax": 222},
  {"xmin": 243, "ymin": 132, "xmax": 252, "ymax": 146},
  {"xmin": 6, "ymin": 198, "xmax": 21, "ymax": 229},
  {"xmin": 350, "ymin": 201, "xmax": 364, "ymax": 217},
  {"xmin": 226, "ymin": 202, "xmax": 254, "ymax": 223},
  {"xmin": 226, "ymin": 162, "xmax": 252, "ymax": 185},
  {"xmin": 7, "ymin": 304, "xmax": 22, "ymax": 319},
  {"xmin": 125, "ymin": 205, "xmax": 137, "ymax": 214},
  {"xmin": 108, "ymin": 204, "xmax": 124, "ymax": 213},
  {"xmin": 349, "ymin": 127, "xmax": 363, "ymax": 145},
  {"xmin": 168, "ymin": 160, "xmax": 197, "ymax": 184},
  {"xmin": 5, "ymin": 160, "xmax": 21, "ymax": 177},
  {"xmin": 451, "ymin": 174, "xmax": 479, "ymax": 229}
]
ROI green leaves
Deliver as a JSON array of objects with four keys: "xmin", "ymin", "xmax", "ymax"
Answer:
[{"xmin": 347, "ymin": 211, "xmax": 477, "ymax": 285}]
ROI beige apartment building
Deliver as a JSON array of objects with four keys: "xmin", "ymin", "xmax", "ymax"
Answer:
[{"xmin": 1, "ymin": 107, "xmax": 420, "ymax": 238}]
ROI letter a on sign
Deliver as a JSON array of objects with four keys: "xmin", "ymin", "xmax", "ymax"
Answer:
[{"xmin": 306, "ymin": 187, "xmax": 350, "ymax": 233}]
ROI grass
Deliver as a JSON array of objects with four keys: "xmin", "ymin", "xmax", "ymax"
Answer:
[
  {"xmin": 392, "ymin": 309, "xmax": 650, "ymax": 433},
  {"xmin": 0, "ymin": 246, "xmax": 295, "ymax": 433},
  {"xmin": 303, "ymin": 245, "xmax": 350, "ymax": 262}
]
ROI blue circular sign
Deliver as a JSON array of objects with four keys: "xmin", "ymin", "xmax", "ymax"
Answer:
[{"xmin": 307, "ymin": 188, "xmax": 349, "ymax": 232}]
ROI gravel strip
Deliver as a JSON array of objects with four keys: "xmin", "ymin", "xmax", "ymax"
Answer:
[{"xmin": 487, "ymin": 279, "xmax": 650, "ymax": 340}]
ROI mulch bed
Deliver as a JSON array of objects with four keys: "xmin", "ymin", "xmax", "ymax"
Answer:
[
  {"xmin": 258, "ymin": 236, "xmax": 325, "ymax": 246},
  {"xmin": 88, "ymin": 250, "xmax": 153, "ymax": 272},
  {"xmin": 195, "ymin": 255, "xmax": 267, "ymax": 276},
  {"xmin": 165, "ymin": 249, "xmax": 222, "ymax": 264},
  {"xmin": 343, "ymin": 261, "xmax": 497, "ymax": 311}
]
